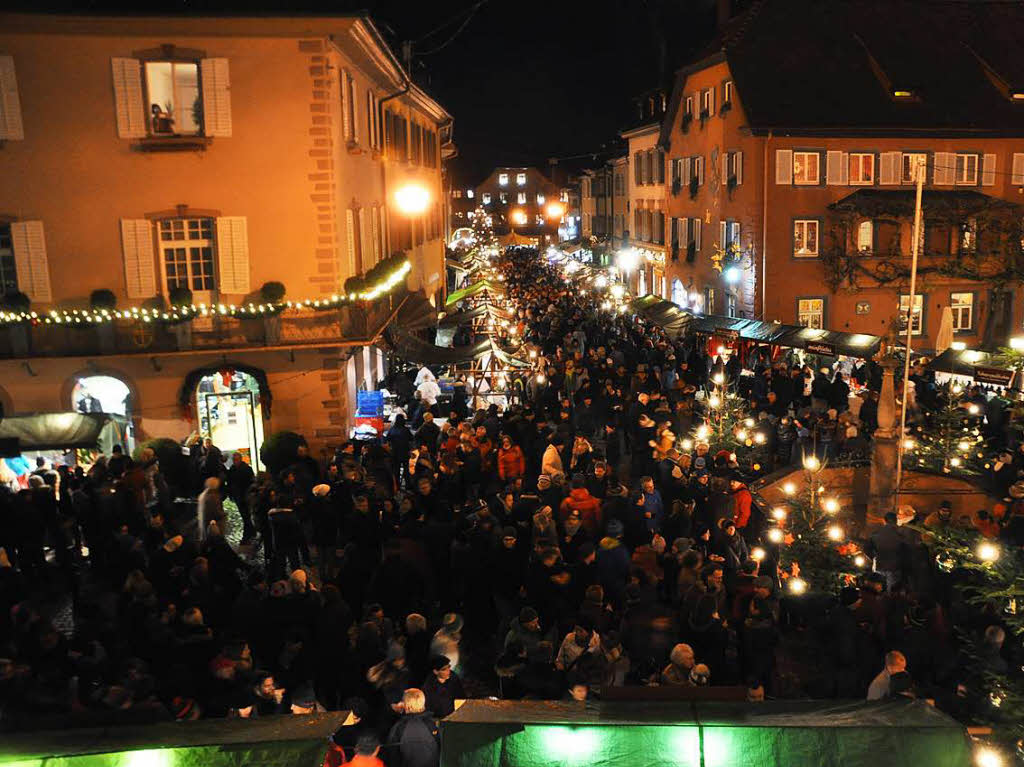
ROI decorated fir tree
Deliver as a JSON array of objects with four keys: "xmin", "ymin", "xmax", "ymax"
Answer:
[
  {"xmin": 681, "ymin": 373, "xmax": 770, "ymax": 475},
  {"xmin": 904, "ymin": 381, "xmax": 986, "ymax": 477},
  {"xmin": 470, "ymin": 205, "xmax": 498, "ymax": 254}
]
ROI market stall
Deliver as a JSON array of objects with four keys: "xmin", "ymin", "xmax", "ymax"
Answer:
[
  {"xmin": 444, "ymin": 279, "xmax": 507, "ymax": 310},
  {"xmin": 0, "ymin": 411, "xmax": 131, "ymax": 483},
  {"xmin": 926, "ymin": 347, "xmax": 1016, "ymax": 391}
]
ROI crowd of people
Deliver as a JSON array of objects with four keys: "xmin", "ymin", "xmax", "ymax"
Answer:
[{"xmin": 0, "ymin": 247, "xmax": 1020, "ymax": 766}]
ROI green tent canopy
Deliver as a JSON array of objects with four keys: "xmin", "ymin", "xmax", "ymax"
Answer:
[
  {"xmin": 440, "ymin": 700, "xmax": 970, "ymax": 767},
  {"xmin": 0, "ymin": 712, "xmax": 344, "ymax": 767},
  {"xmin": 445, "ymin": 279, "xmax": 506, "ymax": 307},
  {"xmin": 0, "ymin": 412, "xmax": 128, "ymax": 455}
]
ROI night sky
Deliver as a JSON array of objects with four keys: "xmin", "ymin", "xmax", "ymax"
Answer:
[{"xmin": 14, "ymin": 0, "xmax": 720, "ymax": 184}]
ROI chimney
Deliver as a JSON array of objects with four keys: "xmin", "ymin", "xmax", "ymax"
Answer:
[{"xmin": 717, "ymin": 0, "xmax": 732, "ymax": 30}]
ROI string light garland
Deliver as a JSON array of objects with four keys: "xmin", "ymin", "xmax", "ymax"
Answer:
[{"xmin": 0, "ymin": 259, "xmax": 411, "ymax": 327}]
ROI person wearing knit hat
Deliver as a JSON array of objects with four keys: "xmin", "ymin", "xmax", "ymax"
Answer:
[{"xmin": 312, "ymin": 483, "xmax": 331, "ymax": 497}]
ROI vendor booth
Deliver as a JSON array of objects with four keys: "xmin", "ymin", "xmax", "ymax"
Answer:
[
  {"xmin": 0, "ymin": 412, "xmax": 131, "ymax": 483},
  {"xmin": 440, "ymin": 699, "xmax": 970, "ymax": 767},
  {"xmin": 926, "ymin": 347, "xmax": 1016, "ymax": 391},
  {"xmin": 0, "ymin": 712, "xmax": 344, "ymax": 767},
  {"xmin": 445, "ymin": 279, "xmax": 507, "ymax": 309}
]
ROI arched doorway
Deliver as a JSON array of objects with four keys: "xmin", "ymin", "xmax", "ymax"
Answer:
[
  {"xmin": 71, "ymin": 374, "xmax": 134, "ymax": 452},
  {"xmin": 195, "ymin": 369, "xmax": 265, "ymax": 469}
]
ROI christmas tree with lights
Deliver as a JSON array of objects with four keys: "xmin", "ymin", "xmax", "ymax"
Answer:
[
  {"xmin": 470, "ymin": 205, "xmax": 498, "ymax": 256},
  {"xmin": 904, "ymin": 382, "xmax": 985, "ymax": 477},
  {"xmin": 682, "ymin": 372, "xmax": 770, "ymax": 476}
]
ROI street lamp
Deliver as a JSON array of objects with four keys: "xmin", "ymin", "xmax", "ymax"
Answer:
[
  {"xmin": 511, "ymin": 208, "xmax": 528, "ymax": 226},
  {"xmin": 393, "ymin": 182, "xmax": 430, "ymax": 215},
  {"xmin": 545, "ymin": 202, "xmax": 565, "ymax": 219}
]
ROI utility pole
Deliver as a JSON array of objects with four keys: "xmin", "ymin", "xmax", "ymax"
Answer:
[
  {"xmin": 895, "ymin": 155, "xmax": 926, "ymax": 490},
  {"xmin": 402, "ymin": 41, "xmax": 413, "ymax": 77}
]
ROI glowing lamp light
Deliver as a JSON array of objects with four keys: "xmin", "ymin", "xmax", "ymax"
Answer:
[
  {"xmin": 393, "ymin": 183, "xmax": 430, "ymax": 215},
  {"xmin": 536, "ymin": 374, "xmax": 546, "ymax": 385},
  {"xmin": 545, "ymin": 202, "xmax": 566, "ymax": 219},
  {"xmin": 803, "ymin": 456, "xmax": 821, "ymax": 471},
  {"xmin": 771, "ymin": 507, "xmax": 787, "ymax": 521},
  {"xmin": 528, "ymin": 349, "xmax": 538, "ymax": 359},
  {"xmin": 902, "ymin": 438, "xmax": 916, "ymax": 450},
  {"xmin": 950, "ymin": 457, "xmax": 962, "ymax": 467},
  {"xmin": 744, "ymin": 418, "xmax": 755, "ymax": 427},
  {"xmin": 754, "ymin": 432, "xmax": 766, "ymax": 445},
  {"xmin": 681, "ymin": 439, "xmax": 694, "ymax": 451},
  {"xmin": 511, "ymin": 209, "xmax": 528, "ymax": 226},
  {"xmin": 787, "ymin": 577, "xmax": 808, "ymax": 595},
  {"xmin": 601, "ymin": 300, "xmax": 612, "ymax": 310},
  {"xmin": 610, "ymin": 284, "xmax": 625, "ymax": 300},
  {"xmin": 822, "ymin": 498, "xmax": 840, "ymax": 514},
  {"xmin": 950, "ymin": 340, "xmax": 967, "ymax": 351},
  {"xmin": 1010, "ymin": 336, "xmax": 1024, "ymax": 350},
  {"xmin": 594, "ymin": 275, "xmax": 608, "ymax": 288},
  {"xmin": 616, "ymin": 248, "xmax": 640, "ymax": 273},
  {"xmin": 716, "ymin": 346, "xmax": 726, "ymax": 356},
  {"xmin": 977, "ymin": 541, "xmax": 1000, "ymax": 563},
  {"xmin": 708, "ymin": 395, "xmax": 722, "ymax": 408},
  {"xmin": 827, "ymin": 525, "xmax": 844, "ymax": 541},
  {"xmin": 782, "ymin": 481, "xmax": 796, "ymax": 496},
  {"xmin": 736, "ymin": 429, "xmax": 748, "ymax": 441},
  {"xmin": 975, "ymin": 746, "xmax": 1004, "ymax": 767},
  {"xmin": 968, "ymin": 404, "xmax": 981, "ymax": 415},
  {"xmin": 767, "ymin": 527, "xmax": 785, "ymax": 544},
  {"xmin": 712, "ymin": 373, "xmax": 725, "ymax": 385},
  {"xmin": 724, "ymin": 266, "xmax": 741, "ymax": 283},
  {"xmin": 696, "ymin": 425, "xmax": 710, "ymax": 441},
  {"xmin": 958, "ymin": 441, "xmax": 970, "ymax": 451},
  {"xmin": 751, "ymin": 547, "xmax": 766, "ymax": 562},
  {"xmin": 854, "ymin": 554, "xmax": 867, "ymax": 568}
]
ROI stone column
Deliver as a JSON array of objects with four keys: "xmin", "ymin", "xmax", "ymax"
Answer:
[{"xmin": 868, "ymin": 354, "xmax": 900, "ymax": 522}]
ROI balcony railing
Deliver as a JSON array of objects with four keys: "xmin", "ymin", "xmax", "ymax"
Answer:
[{"xmin": 0, "ymin": 293, "xmax": 404, "ymax": 360}]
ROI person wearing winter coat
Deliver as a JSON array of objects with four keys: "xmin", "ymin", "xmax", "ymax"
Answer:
[
  {"xmin": 596, "ymin": 520, "xmax": 631, "ymax": 607},
  {"xmin": 729, "ymin": 478, "xmax": 754, "ymax": 536},
  {"xmin": 386, "ymin": 689, "xmax": 439, "ymax": 767},
  {"xmin": 559, "ymin": 476, "xmax": 602, "ymax": 536},
  {"xmin": 197, "ymin": 477, "xmax": 228, "ymax": 543},
  {"xmin": 497, "ymin": 437, "xmax": 526, "ymax": 482},
  {"xmin": 541, "ymin": 437, "xmax": 566, "ymax": 481}
]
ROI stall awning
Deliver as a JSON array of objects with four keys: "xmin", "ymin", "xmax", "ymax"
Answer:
[
  {"xmin": 927, "ymin": 347, "xmax": 1015, "ymax": 385},
  {"xmin": 388, "ymin": 329, "xmax": 493, "ymax": 365},
  {"xmin": 441, "ymin": 699, "xmax": 969, "ymax": 767},
  {"xmin": 629, "ymin": 295, "xmax": 693, "ymax": 339},
  {"xmin": 0, "ymin": 712, "xmax": 344, "ymax": 767},
  {"xmin": 0, "ymin": 412, "xmax": 128, "ymax": 454},
  {"xmin": 393, "ymin": 291, "xmax": 438, "ymax": 333},
  {"xmin": 445, "ymin": 279, "xmax": 506, "ymax": 307},
  {"xmin": 439, "ymin": 303, "xmax": 512, "ymax": 329},
  {"xmin": 776, "ymin": 326, "xmax": 883, "ymax": 359}
]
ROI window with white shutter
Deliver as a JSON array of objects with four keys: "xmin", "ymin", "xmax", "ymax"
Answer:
[
  {"xmin": 933, "ymin": 152, "xmax": 956, "ymax": 185},
  {"xmin": 342, "ymin": 70, "xmax": 352, "ymax": 142},
  {"xmin": 696, "ymin": 156, "xmax": 704, "ymax": 185},
  {"xmin": 215, "ymin": 216, "xmax": 250, "ymax": 295},
  {"xmin": 981, "ymin": 154, "xmax": 996, "ymax": 186},
  {"xmin": 120, "ymin": 219, "xmax": 157, "ymax": 298},
  {"xmin": 346, "ymin": 208, "xmax": 357, "ymax": 276},
  {"xmin": 693, "ymin": 218, "xmax": 702, "ymax": 250},
  {"xmin": 879, "ymin": 152, "xmax": 899, "ymax": 185},
  {"xmin": 200, "ymin": 58, "xmax": 232, "ymax": 137},
  {"xmin": 682, "ymin": 157, "xmax": 691, "ymax": 182},
  {"xmin": 826, "ymin": 151, "xmax": 845, "ymax": 185},
  {"xmin": 10, "ymin": 221, "xmax": 52, "ymax": 302},
  {"xmin": 719, "ymin": 220, "xmax": 728, "ymax": 249},
  {"xmin": 1013, "ymin": 153, "xmax": 1024, "ymax": 186},
  {"xmin": 371, "ymin": 204, "xmax": 381, "ymax": 262},
  {"xmin": 379, "ymin": 206, "xmax": 389, "ymax": 259},
  {"xmin": 349, "ymin": 75, "xmax": 359, "ymax": 145},
  {"xmin": 358, "ymin": 207, "xmax": 370, "ymax": 271},
  {"xmin": 0, "ymin": 55, "xmax": 25, "ymax": 141},
  {"xmin": 111, "ymin": 58, "xmax": 147, "ymax": 138},
  {"xmin": 775, "ymin": 149, "xmax": 793, "ymax": 184}
]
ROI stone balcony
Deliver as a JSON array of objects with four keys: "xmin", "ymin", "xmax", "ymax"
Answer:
[{"xmin": 0, "ymin": 293, "xmax": 405, "ymax": 360}]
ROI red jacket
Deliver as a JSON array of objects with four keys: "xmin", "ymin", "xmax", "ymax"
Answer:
[
  {"xmin": 732, "ymin": 486, "xmax": 753, "ymax": 528},
  {"xmin": 560, "ymin": 488, "xmax": 603, "ymax": 536},
  {"xmin": 324, "ymin": 745, "xmax": 384, "ymax": 767},
  {"xmin": 498, "ymin": 445, "xmax": 526, "ymax": 480}
]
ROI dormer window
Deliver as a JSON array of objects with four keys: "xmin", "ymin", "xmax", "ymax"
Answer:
[{"xmin": 498, "ymin": 173, "xmax": 509, "ymax": 186}]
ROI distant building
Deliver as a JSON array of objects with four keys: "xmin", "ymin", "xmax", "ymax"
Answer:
[
  {"xmin": 662, "ymin": 0, "xmax": 1024, "ymax": 346},
  {"xmin": 475, "ymin": 167, "xmax": 561, "ymax": 243},
  {"xmin": 623, "ymin": 88, "xmax": 668, "ymax": 297}
]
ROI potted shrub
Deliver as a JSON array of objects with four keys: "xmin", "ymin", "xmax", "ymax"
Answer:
[
  {"xmin": 90, "ymin": 289, "xmax": 118, "ymax": 351},
  {"xmin": 259, "ymin": 281, "xmax": 286, "ymax": 344},
  {"xmin": 259, "ymin": 430, "xmax": 307, "ymax": 476},
  {"xmin": 168, "ymin": 286, "xmax": 194, "ymax": 350},
  {"xmin": 681, "ymin": 111, "xmax": 693, "ymax": 134},
  {"xmin": 2, "ymin": 291, "xmax": 31, "ymax": 356}
]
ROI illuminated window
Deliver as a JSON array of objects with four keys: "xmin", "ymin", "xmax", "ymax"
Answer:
[
  {"xmin": 144, "ymin": 61, "xmax": 201, "ymax": 136},
  {"xmin": 857, "ymin": 220, "xmax": 873, "ymax": 253},
  {"xmin": 960, "ymin": 216, "xmax": 977, "ymax": 252},
  {"xmin": 849, "ymin": 153, "xmax": 874, "ymax": 185},
  {"xmin": 466, "ymin": 189, "xmax": 474, "ymax": 198},
  {"xmin": 794, "ymin": 219, "xmax": 819, "ymax": 257},
  {"xmin": 723, "ymin": 80, "xmax": 734, "ymax": 105},
  {"xmin": 159, "ymin": 218, "xmax": 215, "ymax": 292},
  {"xmin": 899, "ymin": 293, "xmax": 924, "ymax": 335},
  {"xmin": 482, "ymin": 193, "xmax": 491, "ymax": 205},
  {"xmin": 726, "ymin": 293, "xmax": 737, "ymax": 317},
  {"xmin": 704, "ymin": 286, "xmax": 715, "ymax": 313},
  {"xmin": 701, "ymin": 89, "xmax": 713, "ymax": 115},
  {"xmin": 498, "ymin": 173, "xmax": 509, "ymax": 186},
  {"xmin": 560, "ymin": 190, "xmax": 568, "ymax": 202},
  {"xmin": 684, "ymin": 96, "xmax": 693, "ymax": 118},
  {"xmin": 901, "ymin": 153, "xmax": 927, "ymax": 184},
  {"xmin": 516, "ymin": 173, "xmax": 527, "ymax": 185},
  {"xmin": 951, "ymin": 292, "xmax": 974, "ymax": 332},
  {"xmin": 517, "ymin": 192, "xmax": 526, "ymax": 204},
  {"xmin": 955, "ymin": 154, "xmax": 979, "ymax": 185},
  {"xmin": 798, "ymin": 298, "xmax": 824, "ymax": 329},
  {"xmin": 537, "ymin": 194, "xmax": 545, "ymax": 204},
  {"xmin": 793, "ymin": 152, "xmax": 820, "ymax": 185},
  {"xmin": 500, "ymin": 192, "xmax": 508, "ymax": 204}
]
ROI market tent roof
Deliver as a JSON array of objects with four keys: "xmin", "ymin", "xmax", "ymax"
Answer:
[
  {"xmin": 439, "ymin": 303, "xmax": 512, "ymax": 329},
  {"xmin": 777, "ymin": 325, "xmax": 883, "ymax": 359},
  {"xmin": 630, "ymin": 295, "xmax": 693, "ymax": 339},
  {"xmin": 392, "ymin": 291, "xmax": 438, "ymax": 333},
  {"xmin": 441, "ymin": 699, "xmax": 969, "ymax": 767},
  {"xmin": 687, "ymin": 314, "xmax": 798, "ymax": 345},
  {"xmin": 0, "ymin": 412, "xmax": 127, "ymax": 453},
  {"xmin": 829, "ymin": 188, "xmax": 1021, "ymax": 217},
  {"xmin": 445, "ymin": 279, "xmax": 506, "ymax": 307},
  {"xmin": 388, "ymin": 329, "xmax": 492, "ymax": 365},
  {"xmin": 926, "ymin": 347, "xmax": 998, "ymax": 376},
  {"xmin": 0, "ymin": 712, "xmax": 344, "ymax": 767}
]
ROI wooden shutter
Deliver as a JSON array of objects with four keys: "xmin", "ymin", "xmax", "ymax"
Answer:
[
  {"xmin": 200, "ymin": 58, "xmax": 232, "ymax": 137},
  {"xmin": 1012, "ymin": 154, "xmax": 1024, "ymax": 186},
  {"xmin": 981, "ymin": 154, "xmax": 996, "ymax": 186},
  {"xmin": 342, "ymin": 70, "xmax": 352, "ymax": 142},
  {"xmin": 380, "ymin": 206, "xmax": 389, "ymax": 258},
  {"xmin": 358, "ymin": 207, "xmax": 370, "ymax": 271},
  {"xmin": 839, "ymin": 152, "xmax": 850, "ymax": 185},
  {"xmin": 680, "ymin": 217, "xmax": 689, "ymax": 246},
  {"xmin": 719, "ymin": 220, "xmax": 727, "ymax": 247},
  {"xmin": 933, "ymin": 152, "xmax": 955, "ymax": 185},
  {"xmin": 0, "ymin": 55, "xmax": 24, "ymax": 141},
  {"xmin": 735, "ymin": 151, "xmax": 743, "ymax": 185},
  {"xmin": 709, "ymin": 86, "xmax": 716, "ymax": 116},
  {"xmin": 345, "ymin": 208, "xmax": 357, "ymax": 275},
  {"xmin": 775, "ymin": 149, "xmax": 793, "ymax": 184},
  {"xmin": 682, "ymin": 156, "xmax": 691, "ymax": 181},
  {"xmin": 697, "ymin": 156, "xmax": 705, "ymax": 185},
  {"xmin": 634, "ymin": 152, "xmax": 641, "ymax": 185},
  {"xmin": 10, "ymin": 220, "xmax": 52, "ymax": 302},
  {"xmin": 215, "ymin": 216, "xmax": 250, "ymax": 294},
  {"xmin": 693, "ymin": 218, "xmax": 702, "ymax": 250},
  {"xmin": 826, "ymin": 151, "xmax": 842, "ymax": 185},
  {"xmin": 111, "ymin": 58, "xmax": 146, "ymax": 138},
  {"xmin": 349, "ymin": 76, "xmax": 359, "ymax": 145},
  {"xmin": 879, "ymin": 152, "xmax": 899, "ymax": 185},
  {"xmin": 120, "ymin": 219, "xmax": 157, "ymax": 298},
  {"xmin": 371, "ymin": 205, "xmax": 381, "ymax": 262}
]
